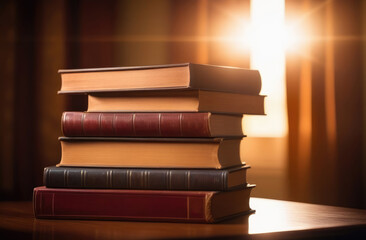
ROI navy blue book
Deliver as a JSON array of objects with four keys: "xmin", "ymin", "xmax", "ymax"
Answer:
[{"xmin": 43, "ymin": 165, "xmax": 249, "ymax": 191}]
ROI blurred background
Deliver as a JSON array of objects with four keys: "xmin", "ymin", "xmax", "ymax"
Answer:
[{"xmin": 0, "ymin": 0, "xmax": 365, "ymax": 209}]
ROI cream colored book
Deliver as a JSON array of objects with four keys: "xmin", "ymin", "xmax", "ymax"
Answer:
[
  {"xmin": 58, "ymin": 63, "xmax": 261, "ymax": 94},
  {"xmin": 87, "ymin": 90, "xmax": 265, "ymax": 115},
  {"xmin": 58, "ymin": 137, "xmax": 243, "ymax": 169}
]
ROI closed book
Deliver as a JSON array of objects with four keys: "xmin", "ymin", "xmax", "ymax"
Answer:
[
  {"xmin": 62, "ymin": 112, "xmax": 243, "ymax": 137},
  {"xmin": 87, "ymin": 90, "xmax": 265, "ymax": 115},
  {"xmin": 43, "ymin": 165, "xmax": 250, "ymax": 191},
  {"xmin": 58, "ymin": 137, "xmax": 243, "ymax": 169},
  {"xmin": 58, "ymin": 63, "xmax": 261, "ymax": 95},
  {"xmin": 33, "ymin": 185, "xmax": 255, "ymax": 223}
]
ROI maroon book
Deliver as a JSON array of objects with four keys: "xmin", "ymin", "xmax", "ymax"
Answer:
[
  {"xmin": 33, "ymin": 186, "xmax": 254, "ymax": 223},
  {"xmin": 61, "ymin": 112, "xmax": 243, "ymax": 137}
]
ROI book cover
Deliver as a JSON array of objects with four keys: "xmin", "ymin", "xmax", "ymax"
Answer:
[
  {"xmin": 58, "ymin": 137, "xmax": 243, "ymax": 169},
  {"xmin": 87, "ymin": 90, "xmax": 266, "ymax": 115},
  {"xmin": 58, "ymin": 63, "xmax": 261, "ymax": 95},
  {"xmin": 44, "ymin": 165, "xmax": 250, "ymax": 191},
  {"xmin": 33, "ymin": 185, "xmax": 255, "ymax": 223},
  {"xmin": 61, "ymin": 112, "xmax": 243, "ymax": 137}
]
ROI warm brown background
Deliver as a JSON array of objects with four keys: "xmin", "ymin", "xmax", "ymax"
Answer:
[{"xmin": 0, "ymin": 0, "xmax": 364, "ymax": 209}]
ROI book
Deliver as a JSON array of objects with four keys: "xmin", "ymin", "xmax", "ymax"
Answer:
[
  {"xmin": 61, "ymin": 112, "xmax": 244, "ymax": 137},
  {"xmin": 43, "ymin": 165, "xmax": 250, "ymax": 191},
  {"xmin": 58, "ymin": 63, "xmax": 261, "ymax": 95},
  {"xmin": 58, "ymin": 137, "xmax": 242, "ymax": 169},
  {"xmin": 87, "ymin": 90, "xmax": 265, "ymax": 115},
  {"xmin": 33, "ymin": 185, "xmax": 255, "ymax": 223}
]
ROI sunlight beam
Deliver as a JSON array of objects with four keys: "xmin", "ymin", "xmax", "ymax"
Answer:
[{"xmin": 243, "ymin": 0, "xmax": 288, "ymax": 137}]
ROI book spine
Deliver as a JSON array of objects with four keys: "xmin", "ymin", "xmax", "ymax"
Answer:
[
  {"xmin": 44, "ymin": 167, "xmax": 230, "ymax": 191},
  {"xmin": 61, "ymin": 112, "xmax": 211, "ymax": 137},
  {"xmin": 33, "ymin": 187, "xmax": 211, "ymax": 223}
]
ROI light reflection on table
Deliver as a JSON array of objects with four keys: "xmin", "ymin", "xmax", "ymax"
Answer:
[{"xmin": 1, "ymin": 197, "xmax": 366, "ymax": 239}]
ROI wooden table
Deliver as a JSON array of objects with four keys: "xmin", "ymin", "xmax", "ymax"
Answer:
[{"xmin": 1, "ymin": 198, "xmax": 365, "ymax": 239}]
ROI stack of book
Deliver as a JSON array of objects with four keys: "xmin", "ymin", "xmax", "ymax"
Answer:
[{"xmin": 33, "ymin": 63, "xmax": 265, "ymax": 223}]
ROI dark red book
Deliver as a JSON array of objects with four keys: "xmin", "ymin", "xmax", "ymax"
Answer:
[
  {"xmin": 33, "ymin": 186, "xmax": 254, "ymax": 223},
  {"xmin": 61, "ymin": 112, "xmax": 243, "ymax": 137}
]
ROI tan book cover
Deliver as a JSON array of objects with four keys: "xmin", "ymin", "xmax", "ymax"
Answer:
[
  {"xmin": 87, "ymin": 90, "xmax": 265, "ymax": 115},
  {"xmin": 58, "ymin": 137, "xmax": 243, "ymax": 169},
  {"xmin": 58, "ymin": 63, "xmax": 261, "ymax": 95}
]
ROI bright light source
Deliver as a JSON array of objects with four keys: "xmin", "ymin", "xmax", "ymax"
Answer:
[
  {"xmin": 283, "ymin": 25, "xmax": 303, "ymax": 52},
  {"xmin": 227, "ymin": 4, "xmax": 304, "ymax": 53},
  {"xmin": 242, "ymin": 0, "xmax": 288, "ymax": 137},
  {"xmin": 221, "ymin": 0, "xmax": 307, "ymax": 137}
]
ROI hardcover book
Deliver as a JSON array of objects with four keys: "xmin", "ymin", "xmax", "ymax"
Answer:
[
  {"xmin": 58, "ymin": 63, "xmax": 261, "ymax": 95},
  {"xmin": 87, "ymin": 90, "xmax": 265, "ymax": 115},
  {"xmin": 58, "ymin": 137, "xmax": 243, "ymax": 169},
  {"xmin": 44, "ymin": 165, "xmax": 250, "ymax": 191},
  {"xmin": 33, "ymin": 185, "xmax": 255, "ymax": 223},
  {"xmin": 61, "ymin": 112, "xmax": 244, "ymax": 137}
]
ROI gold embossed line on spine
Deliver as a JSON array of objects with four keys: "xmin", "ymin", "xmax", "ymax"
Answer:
[
  {"xmin": 187, "ymin": 171, "xmax": 190, "ymax": 190},
  {"xmin": 112, "ymin": 113, "xmax": 117, "ymax": 136},
  {"xmin": 81, "ymin": 170, "xmax": 85, "ymax": 187},
  {"xmin": 146, "ymin": 170, "xmax": 150, "ymax": 189},
  {"xmin": 169, "ymin": 170, "xmax": 172, "ymax": 190},
  {"xmin": 205, "ymin": 112, "xmax": 211, "ymax": 137},
  {"xmin": 204, "ymin": 193, "xmax": 214, "ymax": 223},
  {"xmin": 179, "ymin": 113, "xmax": 183, "ymax": 136},
  {"xmin": 128, "ymin": 169, "xmax": 132, "ymax": 189},
  {"xmin": 106, "ymin": 170, "xmax": 111, "ymax": 188},
  {"xmin": 132, "ymin": 113, "xmax": 136, "ymax": 136},
  {"xmin": 141, "ymin": 171, "xmax": 144, "ymax": 189},
  {"xmin": 109, "ymin": 170, "xmax": 113, "ymax": 188},
  {"xmin": 166, "ymin": 170, "xmax": 171, "ymax": 190},
  {"xmin": 61, "ymin": 112, "xmax": 66, "ymax": 136},
  {"xmin": 64, "ymin": 169, "xmax": 68, "ymax": 187},
  {"xmin": 81, "ymin": 112, "xmax": 86, "ymax": 136},
  {"xmin": 158, "ymin": 113, "xmax": 162, "ymax": 136},
  {"xmin": 221, "ymin": 171, "xmax": 226, "ymax": 191},
  {"xmin": 97, "ymin": 113, "xmax": 102, "ymax": 136}
]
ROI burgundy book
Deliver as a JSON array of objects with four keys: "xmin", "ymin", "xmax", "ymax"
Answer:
[
  {"xmin": 33, "ymin": 186, "xmax": 255, "ymax": 223},
  {"xmin": 61, "ymin": 112, "xmax": 243, "ymax": 137},
  {"xmin": 43, "ymin": 165, "xmax": 250, "ymax": 191}
]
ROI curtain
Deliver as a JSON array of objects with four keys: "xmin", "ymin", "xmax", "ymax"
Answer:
[{"xmin": 286, "ymin": 0, "xmax": 364, "ymax": 208}]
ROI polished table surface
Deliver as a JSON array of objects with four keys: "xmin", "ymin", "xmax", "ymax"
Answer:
[{"xmin": 1, "ymin": 198, "xmax": 366, "ymax": 239}]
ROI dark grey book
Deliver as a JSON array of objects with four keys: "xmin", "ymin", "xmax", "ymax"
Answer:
[{"xmin": 43, "ymin": 165, "xmax": 250, "ymax": 191}]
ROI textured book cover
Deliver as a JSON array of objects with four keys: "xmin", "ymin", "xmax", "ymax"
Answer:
[
  {"xmin": 61, "ymin": 112, "xmax": 243, "ymax": 137},
  {"xmin": 58, "ymin": 137, "xmax": 243, "ymax": 169},
  {"xmin": 87, "ymin": 90, "xmax": 266, "ymax": 115},
  {"xmin": 58, "ymin": 63, "xmax": 262, "ymax": 95},
  {"xmin": 33, "ymin": 186, "xmax": 255, "ymax": 223},
  {"xmin": 43, "ymin": 165, "xmax": 250, "ymax": 191}
]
